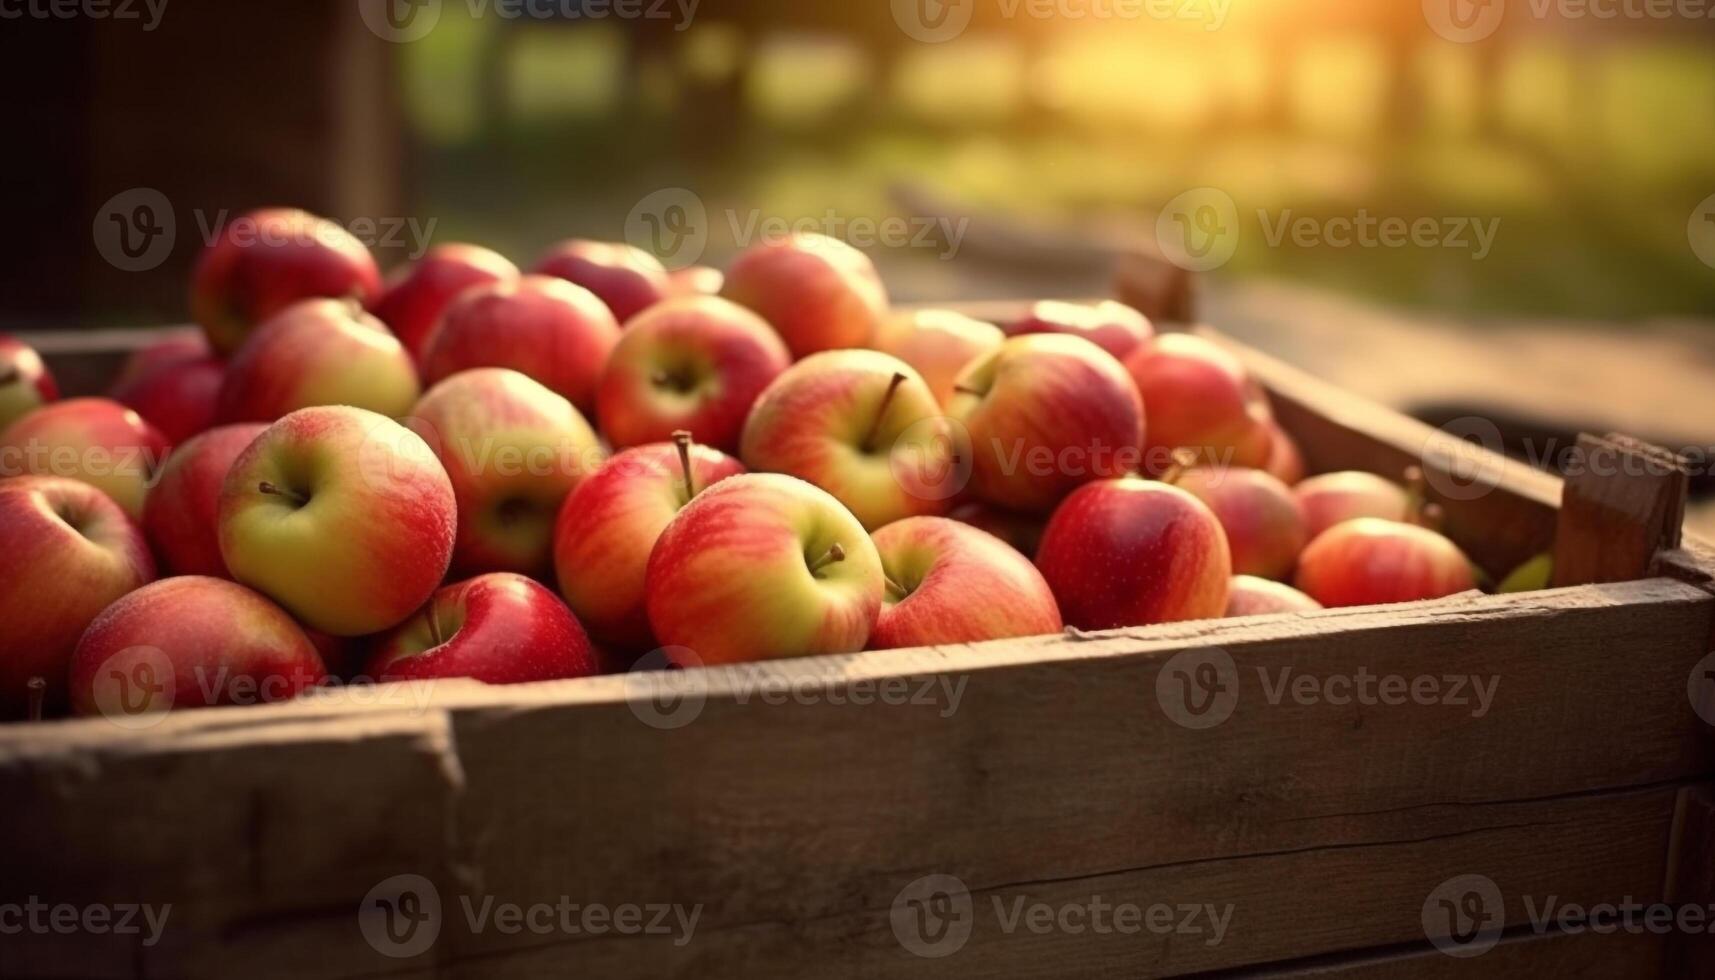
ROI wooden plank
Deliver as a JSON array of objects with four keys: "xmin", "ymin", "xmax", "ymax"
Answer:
[
  {"xmin": 1234, "ymin": 930, "xmax": 1663, "ymax": 978},
  {"xmin": 1552, "ymin": 433, "xmax": 1690, "ymax": 587},
  {"xmin": 1664, "ymin": 785, "xmax": 1715, "ymax": 978}
]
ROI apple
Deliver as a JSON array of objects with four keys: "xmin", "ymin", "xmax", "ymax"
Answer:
[
  {"xmin": 191, "ymin": 207, "xmax": 382, "ymax": 355},
  {"xmin": 216, "ymin": 298, "xmax": 420, "ymax": 425},
  {"xmin": 372, "ymin": 243, "xmax": 518, "ymax": 360},
  {"xmin": 0, "ymin": 477, "xmax": 154, "ymax": 714},
  {"xmin": 111, "ymin": 329, "xmax": 209, "ymax": 390},
  {"xmin": 1294, "ymin": 470, "xmax": 1410, "ymax": 539},
  {"xmin": 1005, "ymin": 300, "xmax": 1154, "ymax": 362},
  {"xmin": 421, "ymin": 275, "xmax": 620, "ymax": 419},
  {"xmin": 1294, "ymin": 517, "xmax": 1476, "ymax": 608},
  {"xmin": 597, "ymin": 295, "xmax": 790, "ymax": 454},
  {"xmin": 0, "ymin": 398, "xmax": 169, "ymax": 520},
  {"xmin": 872, "ymin": 309, "xmax": 1004, "ymax": 408},
  {"xmin": 646, "ymin": 473, "xmax": 885, "ymax": 665},
  {"xmin": 412, "ymin": 367, "xmax": 605, "ymax": 577},
  {"xmin": 1124, "ymin": 333, "xmax": 1272, "ymax": 469},
  {"xmin": 947, "ymin": 500, "xmax": 1046, "ymax": 559},
  {"xmin": 218, "ymin": 406, "xmax": 456, "ymax": 636},
  {"xmin": 366, "ymin": 572, "xmax": 600, "ymax": 683},
  {"xmin": 869, "ymin": 516, "xmax": 1062, "ymax": 649},
  {"xmin": 740, "ymin": 350, "xmax": 956, "ymax": 530},
  {"xmin": 1175, "ymin": 466, "xmax": 1308, "ymax": 581},
  {"xmin": 667, "ymin": 265, "xmax": 724, "ymax": 297},
  {"xmin": 1264, "ymin": 423, "xmax": 1306, "ymax": 486},
  {"xmin": 1035, "ymin": 477, "xmax": 1231, "ymax": 629},
  {"xmin": 111, "ymin": 353, "xmax": 224, "ymax": 446},
  {"xmin": 1, "ymin": 334, "xmax": 59, "ymax": 434},
  {"xmin": 720, "ymin": 233, "xmax": 888, "ymax": 358},
  {"xmin": 69, "ymin": 576, "xmax": 326, "ymax": 718},
  {"xmin": 554, "ymin": 433, "xmax": 746, "ymax": 654},
  {"xmin": 141, "ymin": 423, "xmax": 268, "ymax": 577},
  {"xmin": 532, "ymin": 239, "xmax": 671, "ymax": 325},
  {"xmin": 948, "ymin": 333, "xmax": 1146, "ymax": 514},
  {"xmin": 1226, "ymin": 575, "xmax": 1322, "ymax": 617}
]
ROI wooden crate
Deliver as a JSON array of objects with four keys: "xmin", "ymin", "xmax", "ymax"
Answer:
[{"xmin": 2, "ymin": 316, "xmax": 1712, "ymax": 980}]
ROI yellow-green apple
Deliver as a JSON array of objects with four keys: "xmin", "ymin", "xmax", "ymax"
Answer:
[
  {"xmin": 215, "ymin": 298, "xmax": 420, "ymax": 425},
  {"xmin": 411, "ymin": 368, "xmax": 605, "ymax": 577},
  {"xmin": 872, "ymin": 309, "xmax": 1003, "ymax": 408},
  {"xmin": 218, "ymin": 406, "xmax": 456, "ymax": 636},
  {"xmin": 365, "ymin": 572, "xmax": 600, "ymax": 683},
  {"xmin": 112, "ymin": 353, "xmax": 224, "ymax": 446},
  {"xmin": 740, "ymin": 350, "xmax": 957, "ymax": 530},
  {"xmin": 646, "ymin": 473, "xmax": 884, "ymax": 666},
  {"xmin": 68, "ymin": 576, "xmax": 325, "ymax": 718},
  {"xmin": 1264, "ymin": 423, "xmax": 1306, "ymax": 486},
  {"xmin": 1175, "ymin": 466, "xmax": 1308, "ymax": 581},
  {"xmin": 373, "ymin": 243, "xmax": 518, "ymax": 360},
  {"xmin": 0, "ymin": 398, "xmax": 169, "ymax": 520},
  {"xmin": 1294, "ymin": 471, "xmax": 1410, "ymax": 539},
  {"xmin": 1035, "ymin": 478, "xmax": 1231, "ymax": 629},
  {"xmin": 1, "ymin": 334, "xmax": 59, "ymax": 434},
  {"xmin": 597, "ymin": 296, "xmax": 790, "ymax": 454},
  {"xmin": 421, "ymin": 275, "xmax": 620, "ymax": 419},
  {"xmin": 191, "ymin": 208, "xmax": 382, "ymax": 355},
  {"xmin": 1226, "ymin": 575, "xmax": 1322, "ymax": 617},
  {"xmin": 1005, "ymin": 300, "xmax": 1154, "ymax": 362},
  {"xmin": 111, "ymin": 329, "xmax": 209, "ymax": 390},
  {"xmin": 142, "ymin": 424, "xmax": 268, "ymax": 577},
  {"xmin": 948, "ymin": 500, "xmax": 1046, "ymax": 558},
  {"xmin": 0, "ymin": 477, "xmax": 154, "ymax": 714},
  {"xmin": 554, "ymin": 434, "xmax": 746, "ymax": 655},
  {"xmin": 1124, "ymin": 333, "xmax": 1272, "ymax": 469},
  {"xmin": 532, "ymin": 239, "xmax": 671, "ymax": 324},
  {"xmin": 1294, "ymin": 518, "xmax": 1476, "ymax": 608},
  {"xmin": 667, "ymin": 264, "xmax": 724, "ymax": 297},
  {"xmin": 720, "ymin": 233, "xmax": 888, "ymax": 357},
  {"xmin": 869, "ymin": 516, "xmax": 1061, "ymax": 649},
  {"xmin": 948, "ymin": 334, "xmax": 1146, "ymax": 515}
]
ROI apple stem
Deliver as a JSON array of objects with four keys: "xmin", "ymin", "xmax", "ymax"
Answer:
[
  {"xmin": 1411, "ymin": 502, "xmax": 1448, "ymax": 532},
  {"xmin": 952, "ymin": 384, "xmax": 982, "ymax": 397},
  {"xmin": 1160, "ymin": 448, "xmax": 1198, "ymax": 486},
  {"xmin": 884, "ymin": 574, "xmax": 910, "ymax": 602},
  {"xmin": 860, "ymin": 373, "xmax": 909, "ymax": 453},
  {"xmin": 1403, "ymin": 464, "xmax": 1429, "ymax": 523},
  {"xmin": 26, "ymin": 677, "xmax": 45, "ymax": 723},
  {"xmin": 808, "ymin": 542, "xmax": 847, "ymax": 576},
  {"xmin": 426, "ymin": 603, "xmax": 446, "ymax": 647},
  {"xmin": 672, "ymin": 429, "xmax": 697, "ymax": 499},
  {"xmin": 258, "ymin": 482, "xmax": 308, "ymax": 507},
  {"xmin": 0, "ymin": 366, "xmax": 18, "ymax": 387}
]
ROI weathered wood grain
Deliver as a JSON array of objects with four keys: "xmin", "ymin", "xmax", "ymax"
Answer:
[{"xmin": 1553, "ymin": 433, "xmax": 1691, "ymax": 587}]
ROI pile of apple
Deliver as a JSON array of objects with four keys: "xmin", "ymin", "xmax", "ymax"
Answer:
[{"xmin": 0, "ymin": 207, "xmax": 1481, "ymax": 722}]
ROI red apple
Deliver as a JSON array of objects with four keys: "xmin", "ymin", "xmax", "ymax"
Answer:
[
  {"xmin": 720, "ymin": 233, "xmax": 888, "ymax": 358},
  {"xmin": 372, "ymin": 243, "xmax": 518, "ymax": 360},
  {"xmin": 1226, "ymin": 575, "xmax": 1322, "ymax": 617},
  {"xmin": 0, "ymin": 398, "xmax": 169, "ymax": 520},
  {"xmin": 1, "ymin": 334, "xmax": 59, "ymax": 433},
  {"xmin": 1175, "ymin": 466, "xmax": 1309, "ymax": 581},
  {"xmin": 596, "ymin": 295, "xmax": 790, "ymax": 454},
  {"xmin": 412, "ymin": 367, "xmax": 605, "ymax": 577},
  {"xmin": 112, "ymin": 354, "xmax": 224, "ymax": 446},
  {"xmin": 1294, "ymin": 518, "xmax": 1476, "ymax": 608},
  {"xmin": 947, "ymin": 500, "xmax": 1046, "ymax": 559},
  {"xmin": 1125, "ymin": 333, "xmax": 1272, "ymax": 469},
  {"xmin": 667, "ymin": 264, "xmax": 724, "ymax": 297},
  {"xmin": 216, "ymin": 298, "xmax": 420, "ymax": 425},
  {"xmin": 141, "ymin": 424, "xmax": 268, "ymax": 577},
  {"xmin": 532, "ymin": 239, "xmax": 671, "ymax": 325},
  {"xmin": 869, "ymin": 516, "xmax": 1061, "ymax": 649},
  {"xmin": 69, "ymin": 576, "xmax": 326, "ymax": 718},
  {"xmin": 365, "ymin": 573, "xmax": 600, "ymax": 684},
  {"xmin": 873, "ymin": 309, "xmax": 1004, "ymax": 408},
  {"xmin": 740, "ymin": 350, "xmax": 957, "ymax": 530},
  {"xmin": 191, "ymin": 207, "xmax": 382, "ymax": 355},
  {"xmin": 0, "ymin": 477, "xmax": 154, "ymax": 714},
  {"xmin": 1035, "ymin": 478, "xmax": 1231, "ymax": 629},
  {"xmin": 1294, "ymin": 471, "xmax": 1410, "ymax": 539},
  {"xmin": 1264, "ymin": 423, "xmax": 1306, "ymax": 486},
  {"xmin": 554, "ymin": 435, "xmax": 746, "ymax": 653},
  {"xmin": 646, "ymin": 473, "xmax": 885, "ymax": 665},
  {"xmin": 421, "ymin": 275, "xmax": 621, "ymax": 419},
  {"xmin": 111, "ymin": 329, "xmax": 209, "ymax": 390},
  {"xmin": 948, "ymin": 334, "xmax": 1146, "ymax": 514},
  {"xmin": 1006, "ymin": 300, "xmax": 1154, "ymax": 362},
  {"xmin": 219, "ymin": 406, "xmax": 456, "ymax": 636}
]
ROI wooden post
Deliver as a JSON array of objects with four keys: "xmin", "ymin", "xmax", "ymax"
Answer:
[
  {"xmin": 1665, "ymin": 785, "xmax": 1715, "ymax": 979},
  {"xmin": 1551, "ymin": 433, "xmax": 1690, "ymax": 587}
]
